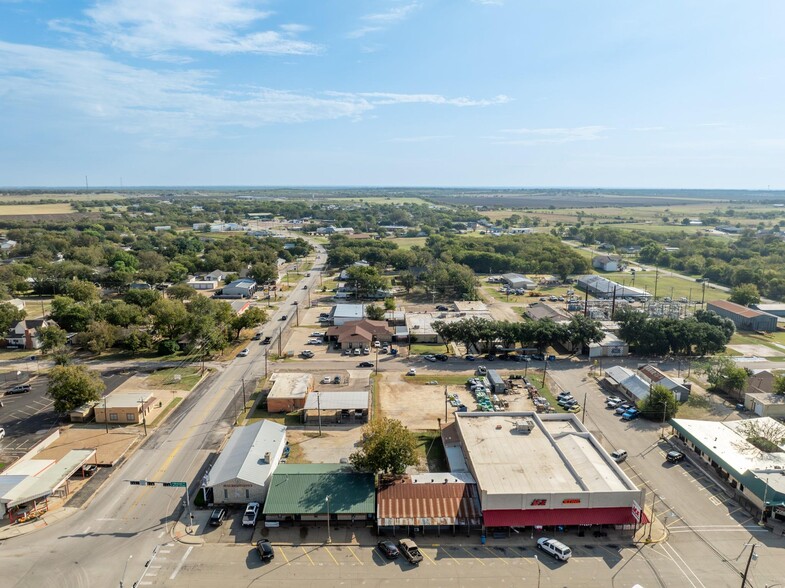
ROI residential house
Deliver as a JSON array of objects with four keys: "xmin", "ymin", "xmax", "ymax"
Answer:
[
  {"xmin": 592, "ymin": 255, "xmax": 622, "ymax": 272},
  {"xmin": 6, "ymin": 319, "xmax": 56, "ymax": 350},
  {"xmin": 637, "ymin": 364, "xmax": 691, "ymax": 402},
  {"xmin": 325, "ymin": 319, "xmax": 392, "ymax": 349}
]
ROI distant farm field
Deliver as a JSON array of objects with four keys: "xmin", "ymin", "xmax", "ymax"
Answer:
[
  {"xmin": 0, "ymin": 193, "xmax": 123, "ymax": 203},
  {"xmin": 390, "ymin": 236, "xmax": 427, "ymax": 249},
  {"xmin": 0, "ymin": 203, "xmax": 74, "ymax": 215}
]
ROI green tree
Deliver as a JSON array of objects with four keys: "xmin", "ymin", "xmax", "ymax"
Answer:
[
  {"xmin": 231, "ymin": 307, "xmax": 268, "ymax": 339},
  {"xmin": 76, "ymin": 320, "xmax": 118, "ymax": 354},
  {"xmin": 398, "ymin": 270, "xmax": 416, "ymax": 293},
  {"xmin": 773, "ymin": 374, "xmax": 785, "ymax": 396},
  {"xmin": 39, "ymin": 324, "xmax": 68, "ymax": 354},
  {"xmin": 250, "ymin": 262, "xmax": 277, "ymax": 285},
  {"xmin": 383, "ymin": 298, "xmax": 396, "ymax": 311},
  {"xmin": 366, "ymin": 303, "xmax": 385, "ymax": 321},
  {"xmin": 64, "ymin": 280, "xmax": 100, "ymax": 302},
  {"xmin": 350, "ymin": 418, "xmax": 419, "ymax": 476},
  {"xmin": 638, "ymin": 384, "xmax": 679, "ymax": 421},
  {"xmin": 150, "ymin": 299, "xmax": 189, "ymax": 339},
  {"xmin": 729, "ymin": 283, "xmax": 761, "ymax": 306},
  {"xmin": 0, "ymin": 301, "xmax": 26, "ymax": 334},
  {"xmin": 47, "ymin": 365, "xmax": 105, "ymax": 413},
  {"xmin": 166, "ymin": 283, "xmax": 197, "ymax": 300},
  {"xmin": 566, "ymin": 315, "xmax": 605, "ymax": 353}
]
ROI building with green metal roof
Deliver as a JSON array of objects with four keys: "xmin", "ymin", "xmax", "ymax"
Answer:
[{"xmin": 263, "ymin": 464, "xmax": 375, "ymax": 523}]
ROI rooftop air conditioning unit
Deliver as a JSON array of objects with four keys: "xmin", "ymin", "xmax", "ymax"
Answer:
[
  {"xmin": 264, "ymin": 452, "xmax": 271, "ymax": 463},
  {"xmin": 514, "ymin": 418, "xmax": 535, "ymax": 434}
]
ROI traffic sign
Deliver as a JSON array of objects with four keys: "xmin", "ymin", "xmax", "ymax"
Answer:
[
  {"xmin": 164, "ymin": 482, "xmax": 187, "ymax": 488},
  {"xmin": 631, "ymin": 500, "xmax": 642, "ymax": 523}
]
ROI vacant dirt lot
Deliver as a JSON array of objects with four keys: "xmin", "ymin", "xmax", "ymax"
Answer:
[{"xmin": 287, "ymin": 428, "xmax": 364, "ymax": 463}]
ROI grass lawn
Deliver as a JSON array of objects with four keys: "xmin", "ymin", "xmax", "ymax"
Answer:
[
  {"xmin": 618, "ymin": 271, "xmax": 730, "ymax": 302},
  {"xmin": 414, "ymin": 430, "xmax": 449, "ymax": 471},
  {"xmin": 409, "ymin": 343, "xmax": 450, "ymax": 355},
  {"xmin": 390, "ymin": 236, "xmax": 428, "ymax": 249},
  {"xmin": 407, "ymin": 374, "xmax": 469, "ymax": 386},
  {"xmin": 248, "ymin": 407, "xmax": 301, "ymax": 427},
  {"xmin": 150, "ymin": 397, "xmax": 182, "ymax": 427},
  {"xmin": 0, "ymin": 349, "xmax": 39, "ymax": 361},
  {"xmin": 146, "ymin": 367, "xmax": 202, "ymax": 391},
  {"xmin": 0, "ymin": 192, "xmax": 124, "ymax": 203}
]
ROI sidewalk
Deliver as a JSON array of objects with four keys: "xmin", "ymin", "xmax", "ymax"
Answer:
[
  {"xmin": 0, "ymin": 506, "xmax": 80, "ymax": 541},
  {"xmin": 171, "ymin": 506, "xmax": 667, "ymax": 549}
]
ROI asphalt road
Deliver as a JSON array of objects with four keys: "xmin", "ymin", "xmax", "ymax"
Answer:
[{"xmin": 1, "ymin": 247, "xmax": 328, "ymax": 588}]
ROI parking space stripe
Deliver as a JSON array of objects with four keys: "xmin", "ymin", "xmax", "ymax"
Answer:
[
  {"xmin": 461, "ymin": 547, "xmax": 485, "ymax": 565},
  {"xmin": 421, "ymin": 550, "xmax": 436, "ymax": 565},
  {"xmin": 484, "ymin": 547, "xmax": 508, "ymax": 564},
  {"xmin": 301, "ymin": 546, "xmax": 315, "ymax": 565},
  {"xmin": 439, "ymin": 547, "xmax": 460, "ymax": 565},
  {"xmin": 347, "ymin": 547, "xmax": 363, "ymax": 565},
  {"xmin": 324, "ymin": 547, "xmax": 339, "ymax": 566},
  {"xmin": 279, "ymin": 547, "xmax": 290, "ymax": 565}
]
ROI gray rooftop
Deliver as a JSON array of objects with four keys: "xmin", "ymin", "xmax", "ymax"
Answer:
[
  {"xmin": 304, "ymin": 391, "xmax": 369, "ymax": 410},
  {"xmin": 207, "ymin": 420, "xmax": 286, "ymax": 487}
]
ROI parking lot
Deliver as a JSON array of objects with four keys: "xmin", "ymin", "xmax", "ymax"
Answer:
[{"xmin": 0, "ymin": 371, "xmax": 131, "ymax": 461}]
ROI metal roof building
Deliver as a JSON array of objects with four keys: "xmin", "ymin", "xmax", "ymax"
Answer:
[
  {"xmin": 577, "ymin": 274, "xmax": 651, "ymax": 300},
  {"xmin": 671, "ymin": 418, "xmax": 785, "ymax": 524},
  {"xmin": 453, "ymin": 412, "xmax": 644, "ymax": 529},
  {"xmin": 263, "ymin": 464, "xmax": 375, "ymax": 522},
  {"xmin": 707, "ymin": 300, "xmax": 778, "ymax": 332},
  {"xmin": 206, "ymin": 420, "xmax": 286, "ymax": 505},
  {"xmin": 376, "ymin": 474, "xmax": 482, "ymax": 535}
]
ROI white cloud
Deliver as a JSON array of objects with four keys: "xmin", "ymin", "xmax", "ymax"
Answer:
[
  {"xmin": 388, "ymin": 135, "xmax": 452, "ymax": 143},
  {"xmin": 496, "ymin": 125, "xmax": 609, "ymax": 144},
  {"xmin": 345, "ymin": 92, "xmax": 512, "ymax": 107},
  {"xmin": 348, "ymin": 2, "xmax": 420, "ymax": 38},
  {"xmin": 50, "ymin": 0, "xmax": 321, "ymax": 57},
  {"xmin": 472, "ymin": 0, "xmax": 505, "ymax": 5},
  {"xmin": 0, "ymin": 41, "xmax": 508, "ymax": 138}
]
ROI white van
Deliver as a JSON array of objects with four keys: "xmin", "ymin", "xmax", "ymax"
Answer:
[
  {"xmin": 537, "ymin": 537, "xmax": 572, "ymax": 561},
  {"xmin": 610, "ymin": 449, "xmax": 628, "ymax": 463}
]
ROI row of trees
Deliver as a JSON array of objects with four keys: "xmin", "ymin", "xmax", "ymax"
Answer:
[
  {"xmin": 45, "ymin": 288, "xmax": 266, "ymax": 357},
  {"xmin": 614, "ymin": 308, "xmax": 734, "ymax": 356},
  {"xmin": 431, "ymin": 315, "xmax": 605, "ymax": 354}
]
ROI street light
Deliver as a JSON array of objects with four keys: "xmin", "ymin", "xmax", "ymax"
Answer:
[
  {"xmin": 326, "ymin": 495, "xmax": 332, "ymax": 544},
  {"xmin": 534, "ymin": 554, "xmax": 541, "ymax": 588},
  {"xmin": 120, "ymin": 554, "xmax": 132, "ymax": 588}
]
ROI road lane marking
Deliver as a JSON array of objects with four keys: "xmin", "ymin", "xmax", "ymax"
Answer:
[
  {"xmin": 461, "ymin": 547, "xmax": 485, "ymax": 565},
  {"xmin": 169, "ymin": 545, "xmax": 193, "ymax": 580},
  {"xmin": 347, "ymin": 547, "xmax": 363, "ymax": 565},
  {"xmin": 325, "ymin": 547, "xmax": 339, "ymax": 565},
  {"xmin": 656, "ymin": 543, "xmax": 698, "ymax": 588},
  {"xmin": 301, "ymin": 546, "xmax": 315, "ymax": 565},
  {"xmin": 662, "ymin": 542, "xmax": 706, "ymax": 588}
]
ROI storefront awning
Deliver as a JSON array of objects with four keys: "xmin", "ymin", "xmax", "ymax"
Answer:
[{"xmin": 483, "ymin": 507, "xmax": 646, "ymax": 527}]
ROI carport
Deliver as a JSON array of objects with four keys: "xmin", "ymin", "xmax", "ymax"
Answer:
[
  {"xmin": 0, "ymin": 448, "xmax": 95, "ymax": 523},
  {"xmin": 302, "ymin": 391, "xmax": 370, "ymax": 424}
]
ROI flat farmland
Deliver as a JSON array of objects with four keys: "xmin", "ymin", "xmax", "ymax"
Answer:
[
  {"xmin": 0, "ymin": 203, "xmax": 74, "ymax": 215},
  {"xmin": 0, "ymin": 193, "xmax": 124, "ymax": 203},
  {"xmin": 390, "ymin": 236, "xmax": 427, "ymax": 249}
]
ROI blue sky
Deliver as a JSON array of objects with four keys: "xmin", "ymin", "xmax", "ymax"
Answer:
[{"xmin": 1, "ymin": 0, "xmax": 784, "ymax": 188}]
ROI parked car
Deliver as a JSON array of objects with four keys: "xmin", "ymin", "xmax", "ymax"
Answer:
[
  {"xmin": 557, "ymin": 391, "xmax": 573, "ymax": 400},
  {"xmin": 398, "ymin": 538, "xmax": 423, "ymax": 564},
  {"xmin": 209, "ymin": 507, "xmax": 227, "ymax": 526},
  {"xmin": 311, "ymin": 332, "xmax": 323, "ymax": 337},
  {"xmin": 435, "ymin": 305, "xmax": 450, "ymax": 311},
  {"xmin": 377, "ymin": 540, "xmax": 400, "ymax": 560},
  {"xmin": 256, "ymin": 539, "xmax": 274, "ymax": 561},
  {"xmin": 252, "ymin": 333, "xmax": 262, "ymax": 340},
  {"xmin": 321, "ymin": 376, "xmax": 331, "ymax": 384},
  {"xmin": 615, "ymin": 404, "xmax": 632, "ymax": 415},
  {"xmin": 605, "ymin": 397, "xmax": 622, "ymax": 408},
  {"xmin": 343, "ymin": 348, "xmax": 350, "ymax": 355},
  {"xmin": 353, "ymin": 348, "xmax": 361, "ymax": 356},
  {"xmin": 476, "ymin": 366, "xmax": 487, "ymax": 376},
  {"xmin": 610, "ymin": 449, "xmax": 628, "ymax": 463},
  {"xmin": 532, "ymin": 353, "xmax": 545, "ymax": 361},
  {"xmin": 407, "ymin": 368, "xmax": 417, "ymax": 376},
  {"xmin": 6, "ymin": 384, "xmax": 31, "ymax": 395},
  {"xmin": 358, "ymin": 361, "xmax": 374, "ymax": 368},
  {"xmin": 280, "ymin": 315, "xmax": 287, "ymax": 321},
  {"xmin": 262, "ymin": 336, "xmax": 272, "ymax": 345},
  {"xmin": 300, "ymin": 350, "xmax": 314, "ymax": 358},
  {"xmin": 622, "ymin": 408, "xmax": 640, "ymax": 421},
  {"xmin": 333, "ymin": 375, "xmax": 342, "ymax": 384},
  {"xmin": 434, "ymin": 354, "xmax": 448, "ymax": 362},
  {"xmin": 537, "ymin": 537, "xmax": 572, "ymax": 561},
  {"xmin": 242, "ymin": 502, "xmax": 260, "ymax": 527},
  {"xmin": 238, "ymin": 348, "xmax": 250, "ymax": 357},
  {"xmin": 424, "ymin": 354, "xmax": 437, "ymax": 362},
  {"xmin": 362, "ymin": 347, "xmax": 370, "ymax": 355},
  {"xmin": 666, "ymin": 450, "xmax": 685, "ymax": 463},
  {"xmin": 464, "ymin": 355, "xmax": 476, "ymax": 361}
]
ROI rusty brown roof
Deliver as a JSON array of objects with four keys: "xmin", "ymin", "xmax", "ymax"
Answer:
[
  {"xmin": 376, "ymin": 476, "xmax": 482, "ymax": 526},
  {"xmin": 707, "ymin": 299, "xmax": 772, "ymax": 319}
]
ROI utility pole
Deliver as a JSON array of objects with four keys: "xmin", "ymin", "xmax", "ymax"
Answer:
[
  {"xmin": 741, "ymin": 543, "xmax": 757, "ymax": 588},
  {"xmin": 326, "ymin": 495, "xmax": 332, "ymax": 544},
  {"xmin": 444, "ymin": 385, "xmax": 449, "ymax": 422},
  {"xmin": 317, "ymin": 392, "xmax": 322, "ymax": 437},
  {"xmin": 654, "ymin": 266, "xmax": 659, "ymax": 300},
  {"xmin": 241, "ymin": 378, "xmax": 247, "ymax": 410},
  {"xmin": 265, "ymin": 348, "xmax": 269, "ymax": 377},
  {"xmin": 138, "ymin": 397, "xmax": 147, "ymax": 436},
  {"xmin": 701, "ymin": 279, "xmax": 707, "ymax": 306},
  {"xmin": 581, "ymin": 390, "xmax": 588, "ymax": 424},
  {"xmin": 104, "ymin": 396, "xmax": 109, "ymax": 434},
  {"xmin": 759, "ymin": 478, "xmax": 769, "ymax": 525}
]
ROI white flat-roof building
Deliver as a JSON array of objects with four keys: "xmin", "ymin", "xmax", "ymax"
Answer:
[
  {"xmin": 671, "ymin": 418, "xmax": 785, "ymax": 524},
  {"xmin": 207, "ymin": 420, "xmax": 286, "ymax": 505},
  {"xmin": 453, "ymin": 412, "xmax": 644, "ymax": 528},
  {"xmin": 588, "ymin": 332, "xmax": 629, "ymax": 358},
  {"xmin": 329, "ymin": 304, "xmax": 365, "ymax": 326},
  {"xmin": 266, "ymin": 373, "xmax": 312, "ymax": 413}
]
